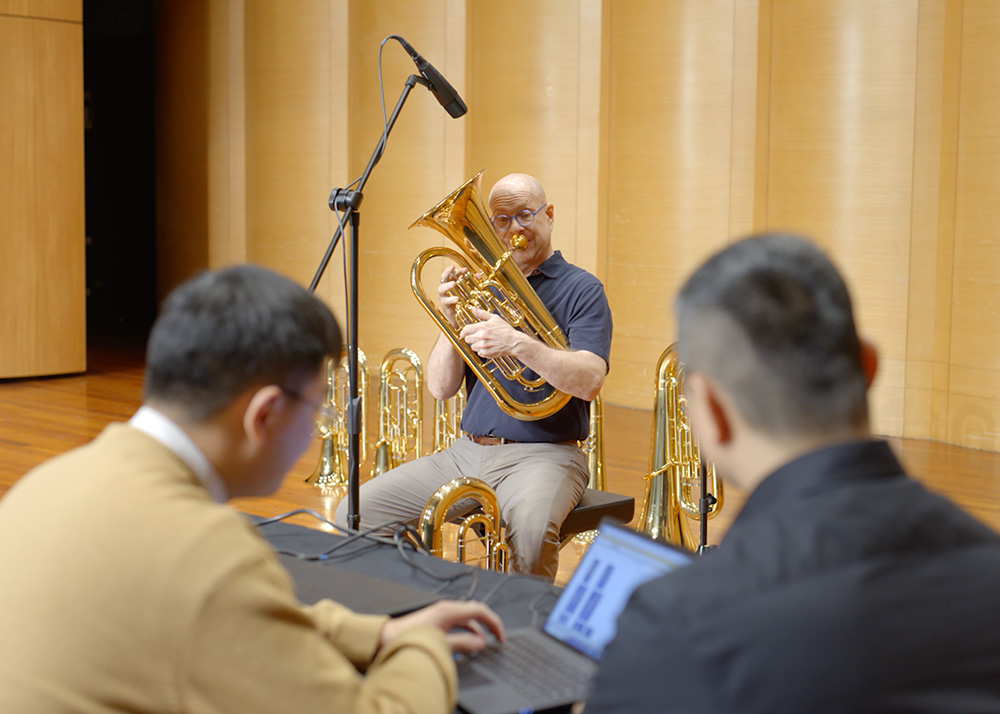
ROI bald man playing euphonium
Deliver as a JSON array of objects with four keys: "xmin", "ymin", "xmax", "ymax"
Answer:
[{"xmin": 337, "ymin": 173, "xmax": 613, "ymax": 580}]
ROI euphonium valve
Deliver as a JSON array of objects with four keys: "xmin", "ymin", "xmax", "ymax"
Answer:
[
  {"xmin": 410, "ymin": 170, "xmax": 572, "ymax": 421},
  {"xmin": 638, "ymin": 344, "xmax": 724, "ymax": 550}
]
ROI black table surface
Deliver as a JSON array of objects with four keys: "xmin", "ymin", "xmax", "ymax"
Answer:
[{"xmin": 250, "ymin": 513, "xmax": 562, "ymax": 630}]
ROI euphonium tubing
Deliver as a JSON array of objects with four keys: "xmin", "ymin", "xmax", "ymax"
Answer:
[{"xmin": 418, "ymin": 476, "xmax": 509, "ymax": 572}]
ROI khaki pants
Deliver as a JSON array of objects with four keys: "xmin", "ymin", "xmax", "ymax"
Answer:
[{"xmin": 334, "ymin": 437, "xmax": 589, "ymax": 582}]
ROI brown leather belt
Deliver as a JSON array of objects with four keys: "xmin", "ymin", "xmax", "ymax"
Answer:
[{"xmin": 466, "ymin": 434, "xmax": 579, "ymax": 447}]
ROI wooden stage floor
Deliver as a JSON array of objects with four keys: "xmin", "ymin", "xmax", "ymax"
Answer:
[{"xmin": 2, "ymin": 339, "xmax": 999, "ymax": 586}]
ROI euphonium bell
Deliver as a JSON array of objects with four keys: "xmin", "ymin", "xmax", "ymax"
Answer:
[
  {"xmin": 410, "ymin": 170, "xmax": 572, "ymax": 421},
  {"xmin": 638, "ymin": 344, "xmax": 724, "ymax": 550}
]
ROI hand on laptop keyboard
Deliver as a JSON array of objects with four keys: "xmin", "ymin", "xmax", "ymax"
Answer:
[{"xmin": 379, "ymin": 600, "xmax": 506, "ymax": 655}]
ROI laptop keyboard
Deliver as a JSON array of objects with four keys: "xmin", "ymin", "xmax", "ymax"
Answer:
[{"xmin": 472, "ymin": 631, "xmax": 593, "ymax": 701}]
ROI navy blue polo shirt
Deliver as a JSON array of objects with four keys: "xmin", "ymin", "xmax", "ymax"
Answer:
[{"xmin": 460, "ymin": 251, "xmax": 613, "ymax": 442}]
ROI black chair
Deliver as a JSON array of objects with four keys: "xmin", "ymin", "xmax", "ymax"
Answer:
[{"xmin": 558, "ymin": 488, "xmax": 635, "ymax": 547}]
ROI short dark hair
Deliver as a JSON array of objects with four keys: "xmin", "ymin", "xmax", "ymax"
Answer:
[
  {"xmin": 143, "ymin": 264, "xmax": 342, "ymax": 421},
  {"xmin": 675, "ymin": 233, "xmax": 868, "ymax": 437}
]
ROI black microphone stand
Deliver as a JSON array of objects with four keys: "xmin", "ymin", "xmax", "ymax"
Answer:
[
  {"xmin": 307, "ymin": 73, "xmax": 431, "ymax": 531},
  {"xmin": 697, "ymin": 460, "xmax": 718, "ymax": 556}
]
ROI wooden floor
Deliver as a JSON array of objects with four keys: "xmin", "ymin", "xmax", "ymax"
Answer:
[{"xmin": 2, "ymin": 338, "xmax": 999, "ymax": 586}]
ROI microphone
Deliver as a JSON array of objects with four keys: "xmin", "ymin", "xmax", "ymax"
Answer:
[{"xmin": 394, "ymin": 36, "xmax": 467, "ymax": 118}]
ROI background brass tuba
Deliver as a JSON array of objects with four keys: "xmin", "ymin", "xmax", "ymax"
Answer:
[
  {"xmin": 572, "ymin": 393, "xmax": 606, "ymax": 546},
  {"xmin": 582, "ymin": 393, "xmax": 605, "ymax": 492},
  {"xmin": 410, "ymin": 170, "xmax": 572, "ymax": 421},
  {"xmin": 306, "ymin": 350, "xmax": 368, "ymax": 487},
  {"xmin": 372, "ymin": 348, "xmax": 424, "ymax": 477},
  {"xmin": 638, "ymin": 344, "xmax": 724, "ymax": 550},
  {"xmin": 433, "ymin": 391, "xmax": 465, "ymax": 453}
]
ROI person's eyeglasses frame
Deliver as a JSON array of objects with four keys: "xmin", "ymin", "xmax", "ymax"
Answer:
[
  {"xmin": 280, "ymin": 386, "xmax": 336, "ymax": 432},
  {"xmin": 489, "ymin": 203, "xmax": 548, "ymax": 232}
]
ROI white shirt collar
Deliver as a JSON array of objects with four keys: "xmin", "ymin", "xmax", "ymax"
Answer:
[{"xmin": 128, "ymin": 405, "xmax": 229, "ymax": 503}]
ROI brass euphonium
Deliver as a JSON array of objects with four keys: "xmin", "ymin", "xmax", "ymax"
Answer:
[
  {"xmin": 306, "ymin": 349, "xmax": 368, "ymax": 487},
  {"xmin": 638, "ymin": 344, "xmax": 724, "ymax": 550},
  {"xmin": 418, "ymin": 476, "xmax": 509, "ymax": 572},
  {"xmin": 372, "ymin": 348, "xmax": 424, "ymax": 477},
  {"xmin": 410, "ymin": 170, "xmax": 572, "ymax": 421}
]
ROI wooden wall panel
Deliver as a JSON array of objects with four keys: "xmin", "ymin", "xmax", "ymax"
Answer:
[
  {"xmin": 0, "ymin": 0, "xmax": 80, "ymax": 22},
  {"xmin": 601, "ymin": 0, "xmax": 750, "ymax": 407},
  {"xmin": 0, "ymin": 11, "xmax": 85, "ymax": 378},
  {"xmin": 154, "ymin": 0, "xmax": 211, "ymax": 298},
  {"xmin": 157, "ymin": 0, "xmax": 348, "ymax": 312},
  {"xmin": 207, "ymin": 0, "xmax": 247, "ymax": 270},
  {"xmin": 949, "ymin": 1, "xmax": 1000, "ymax": 450},
  {"xmin": 763, "ymin": 0, "xmax": 919, "ymax": 437},
  {"xmin": 345, "ymin": 0, "xmax": 463, "ymax": 378},
  {"xmin": 466, "ymin": 0, "xmax": 602, "ymax": 276},
  {"xmin": 149, "ymin": 0, "xmax": 1000, "ymax": 453},
  {"xmin": 243, "ymin": 0, "xmax": 349, "ymax": 313},
  {"xmin": 244, "ymin": 0, "xmax": 340, "ymax": 277},
  {"xmin": 904, "ymin": 0, "xmax": 959, "ymax": 441}
]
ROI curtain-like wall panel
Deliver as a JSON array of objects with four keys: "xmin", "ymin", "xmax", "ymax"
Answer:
[
  {"xmin": 466, "ymin": 0, "xmax": 602, "ymax": 276},
  {"xmin": 949, "ymin": 1, "xmax": 1000, "ymax": 450},
  {"xmin": 154, "ymin": 0, "xmax": 1000, "ymax": 452},
  {"xmin": 346, "ymin": 0, "xmax": 464, "ymax": 371},
  {"xmin": 904, "ymin": 0, "xmax": 956, "ymax": 443},
  {"xmin": 761, "ymin": 0, "xmax": 919, "ymax": 437},
  {"xmin": 601, "ymin": 0, "xmax": 751, "ymax": 406},
  {"xmin": 244, "ymin": 0, "xmax": 349, "ymax": 315}
]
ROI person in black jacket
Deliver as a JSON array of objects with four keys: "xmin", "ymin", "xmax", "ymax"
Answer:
[{"xmin": 584, "ymin": 233, "xmax": 1000, "ymax": 714}]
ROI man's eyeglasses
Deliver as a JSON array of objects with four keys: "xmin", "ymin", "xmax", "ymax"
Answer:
[
  {"xmin": 280, "ymin": 386, "xmax": 337, "ymax": 433},
  {"xmin": 490, "ymin": 204, "xmax": 547, "ymax": 232}
]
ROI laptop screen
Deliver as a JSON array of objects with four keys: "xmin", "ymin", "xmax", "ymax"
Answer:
[{"xmin": 542, "ymin": 519, "xmax": 693, "ymax": 660}]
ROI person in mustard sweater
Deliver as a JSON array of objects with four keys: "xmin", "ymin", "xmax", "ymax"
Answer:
[{"xmin": 0, "ymin": 264, "xmax": 503, "ymax": 714}]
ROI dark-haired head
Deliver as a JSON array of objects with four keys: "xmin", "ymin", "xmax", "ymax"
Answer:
[
  {"xmin": 143, "ymin": 264, "xmax": 341, "ymax": 421},
  {"xmin": 675, "ymin": 233, "xmax": 868, "ymax": 439}
]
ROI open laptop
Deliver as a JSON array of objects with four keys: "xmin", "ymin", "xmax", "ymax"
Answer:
[
  {"xmin": 457, "ymin": 518, "xmax": 694, "ymax": 714},
  {"xmin": 278, "ymin": 553, "xmax": 443, "ymax": 616}
]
